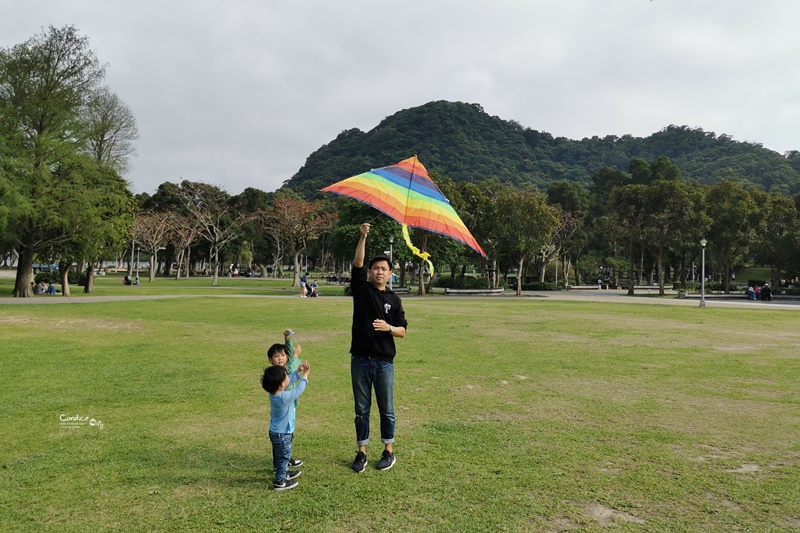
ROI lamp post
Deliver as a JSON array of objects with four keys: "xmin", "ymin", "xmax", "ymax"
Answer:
[
  {"xmin": 135, "ymin": 247, "xmax": 140, "ymax": 285},
  {"xmin": 699, "ymin": 238, "xmax": 707, "ymax": 308},
  {"xmin": 388, "ymin": 235, "xmax": 394, "ymax": 290}
]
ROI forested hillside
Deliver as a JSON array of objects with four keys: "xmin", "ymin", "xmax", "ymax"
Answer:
[{"xmin": 284, "ymin": 101, "xmax": 800, "ymax": 197}]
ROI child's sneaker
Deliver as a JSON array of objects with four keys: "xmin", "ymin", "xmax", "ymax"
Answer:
[
  {"xmin": 376, "ymin": 450, "xmax": 396, "ymax": 471},
  {"xmin": 351, "ymin": 451, "xmax": 367, "ymax": 473},
  {"xmin": 274, "ymin": 478, "xmax": 298, "ymax": 491},
  {"xmin": 286, "ymin": 469, "xmax": 302, "ymax": 480},
  {"xmin": 288, "ymin": 458, "xmax": 303, "ymax": 468}
]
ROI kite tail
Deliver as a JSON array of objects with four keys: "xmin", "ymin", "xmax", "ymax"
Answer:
[{"xmin": 401, "ymin": 224, "xmax": 434, "ymax": 278}]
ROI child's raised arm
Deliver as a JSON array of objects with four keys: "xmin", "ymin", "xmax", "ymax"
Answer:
[{"xmin": 299, "ymin": 361, "xmax": 310, "ymax": 379}]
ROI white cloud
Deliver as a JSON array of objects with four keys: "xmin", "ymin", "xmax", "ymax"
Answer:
[{"xmin": 2, "ymin": 0, "xmax": 799, "ymax": 195}]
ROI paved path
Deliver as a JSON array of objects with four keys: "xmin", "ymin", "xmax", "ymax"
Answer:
[
  {"xmin": 3, "ymin": 267, "xmax": 796, "ymax": 309},
  {"xmin": 1, "ymin": 288, "xmax": 798, "ymax": 310}
]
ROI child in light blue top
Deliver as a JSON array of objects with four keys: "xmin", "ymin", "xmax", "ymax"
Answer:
[{"xmin": 262, "ymin": 361, "xmax": 310, "ymax": 489}]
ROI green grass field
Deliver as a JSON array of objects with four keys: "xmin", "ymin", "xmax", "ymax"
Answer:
[{"xmin": 1, "ymin": 290, "xmax": 799, "ymax": 531}]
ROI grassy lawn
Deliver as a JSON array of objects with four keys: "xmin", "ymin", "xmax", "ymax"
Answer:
[{"xmin": 1, "ymin": 294, "xmax": 799, "ymax": 531}]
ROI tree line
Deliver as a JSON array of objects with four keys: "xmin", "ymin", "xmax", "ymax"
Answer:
[
  {"xmin": 121, "ymin": 158, "xmax": 800, "ymax": 300},
  {"xmin": 3, "ymin": 28, "xmax": 799, "ymax": 298}
]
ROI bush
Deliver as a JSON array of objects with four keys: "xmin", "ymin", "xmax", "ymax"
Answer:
[
  {"xmin": 433, "ymin": 276, "xmax": 491, "ymax": 290},
  {"xmin": 522, "ymin": 281, "xmax": 559, "ymax": 291},
  {"xmin": 35, "ymin": 270, "xmax": 80, "ymax": 285}
]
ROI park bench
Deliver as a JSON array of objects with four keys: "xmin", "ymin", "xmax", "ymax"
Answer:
[
  {"xmin": 444, "ymin": 288, "xmax": 505, "ymax": 295},
  {"xmin": 566, "ymin": 284, "xmax": 606, "ymax": 290}
]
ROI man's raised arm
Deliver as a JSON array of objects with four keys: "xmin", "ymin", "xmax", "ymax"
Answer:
[{"xmin": 354, "ymin": 223, "xmax": 369, "ymax": 268}]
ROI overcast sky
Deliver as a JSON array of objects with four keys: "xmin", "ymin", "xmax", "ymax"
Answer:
[{"xmin": 2, "ymin": 1, "xmax": 799, "ymax": 196}]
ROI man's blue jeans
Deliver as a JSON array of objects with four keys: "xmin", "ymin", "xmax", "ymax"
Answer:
[
  {"xmin": 351, "ymin": 356, "xmax": 395, "ymax": 446},
  {"xmin": 269, "ymin": 431, "xmax": 292, "ymax": 481}
]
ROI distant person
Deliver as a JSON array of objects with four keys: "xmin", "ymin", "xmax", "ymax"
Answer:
[
  {"xmin": 349, "ymin": 222, "xmax": 408, "ymax": 473},
  {"xmin": 760, "ymin": 283, "xmax": 773, "ymax": 301},
  {"xmin": 33, "ymin": 281, "xmax": 44, "ymax": 295},
  {"xmin": 300, "ymin": 272, "xmax": 308, "ymax": 298},
  {"xmin": 308, "ymin": 281, "xmax": 319, "ymax": 297},
  {"xmin": 47, "ymin": 282, "xmax": 58, "ymax": 295},
  {"xmin": 123, "ymin": 275, "xmax": 132, "ymax": 286},
  {"xmin": 262, "ymin": 360, "xmax": 310, "ymax": 491}
]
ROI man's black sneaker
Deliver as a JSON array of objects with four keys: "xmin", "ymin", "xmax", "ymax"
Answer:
[
  {"xmin": 351, "ymin": 451, "xmax": 367, "ymax": 473},
  {"xmin": 286, "ymin": 469, "xmax": 302, "ymax": 480},
  {"xmin": 376, "ymin": 450, "xmax": 396, "ymax": 471},
  {"xmin": 288, "ymin": 458, "xmax": 304, "ymax": 468},
  {"xmin": 274, "ymin": 478, "xmax": 299, "ymax": 491}
]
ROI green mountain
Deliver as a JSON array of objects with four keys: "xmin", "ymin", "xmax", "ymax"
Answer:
[{"xmin": 283, "ymin": 100, "xmax": 800, "ymax": 197}]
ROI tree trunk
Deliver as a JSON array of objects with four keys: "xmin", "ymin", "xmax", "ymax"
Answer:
[
  {"xmin": 539, "ymin": 253, "xmax": 547, "ymax": 283},
  {"xmin": 13, "ymin": 242, "xmax": 34, "ymax": 297},
  {"xmin": 83, "ymin": 263, "xmax": 95, "ymax": 294},
  {"xmin": 148, "ymin": 255, "xmax": 157, "ymax": 282},
  {"xmin": 517, "ymin": 257, "xmax": 525, "ymax": 296},
  {"xmin": 211, "ymin": 246, "xmax": 220, "ymax": 286},
  {"xmin": 175, "ymin": 249, "xmax": 184, "ymax": 279},
  {"xmin": 60, "ymin": 262, "xmax": 72, "ymax": 296},
  {"xmin": 163, "ymin": 246, "xmax": 174, "ymax": 276},
  {"xmin": 128, "ymin": 240, "xmax": 134, "ymax": 277},
  {"xmin": 417, "ymin": 260, "xmax": 425, "ymax": 296},
  {"xmin": 627, "ymin": 242, "xmax": 636, "ymax": 296},
  {"xmin": 657, "ymin": 252, "xmax": 665, "ymax": 296},
  {"xmin": 293, "ymin": 251, "xmax": 302, "ymax": 287}
]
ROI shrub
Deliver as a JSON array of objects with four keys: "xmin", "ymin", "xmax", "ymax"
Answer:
[
  {"xmin": 35, "ymin": 270, "xmax": 80, "ymax": 285},
  {"xmin": 433, "ymin": 276, "xmax": 491, "ymax": 290},
  {"xmin": 522, "ymin": 281, "xmax": 559, "ymax": 291}
]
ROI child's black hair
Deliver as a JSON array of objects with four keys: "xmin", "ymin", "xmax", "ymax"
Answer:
[
  {"xmin": 267, "ymin": 343, "xmax": 287, "ymax": 361},
  {"xmin": 262, "ymin": 365, "xmax": 288, "ymax": 394}
]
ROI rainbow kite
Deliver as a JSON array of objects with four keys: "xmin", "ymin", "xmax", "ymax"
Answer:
[{"xmin": 321, "ymin": 156, "xmax": 487, "ymax": 275}]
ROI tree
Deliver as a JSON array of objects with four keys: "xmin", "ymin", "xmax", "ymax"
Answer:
[
  {"xmin": 495, "ymin": 185, "xmax": 559, "ymax": 296},
  {"xmin": 83, "ymin": 86, "xmax": 138, "ymax": 174},
  {"xmin": 547, "ymin": 181, "xmax": 589, "ymax": 284},
  {"xmin": 131, "ymin": 212, "xmax": 170, "ymax": 282},
  {"xmin": 166, "ymin": 212, "xmax": 202, "ymax": 279},
  {"xmin": 705, "ymin": 180, "xmax": 760, "ymax": 293},
  {"xmin": 178, "ymin": 181, "xmax": 252, "ymax": 286},
  {"xmin": 609, "ymin": 185, "xmax": 648, "ymax": 295},
  {"xmin": 232, "ymin": 187, "xmax": 274, "ymax": 277},
  {"xmin": 639, "ymin": 180, "xmax": 695, "ymax": 295},
  {"xmin": 0, "ymin": 25, "xmax": 137, "ymax": 297},
  {"xmin": 750, "ymin": 191, "xmax": 797, "ymax": 284},
  {"xmin": 264, "ymin": 197, "xmax": 337, "ymax": 286},
  {"xmin": 458, "ymin": 180, "xmax": 503, "ymax": 287}
]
